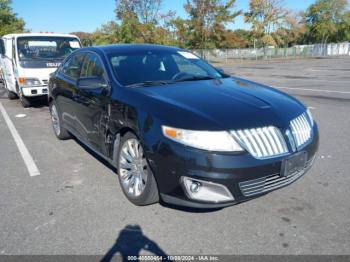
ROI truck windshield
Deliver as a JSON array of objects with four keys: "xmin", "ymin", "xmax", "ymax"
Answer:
[{"xmin": 17, "ymin": 36, "xmax": 81, "ymax": 61}]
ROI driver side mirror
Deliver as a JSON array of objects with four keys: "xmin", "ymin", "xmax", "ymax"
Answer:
[
  {"xmin": 77, "ymin": 77, "xmax": 108, "ymax": 90},
  {"xmin": 216, "ymin": 67, "xmax": 230, "ymax": 77},
  {"xmin": 216, "ymin": 67, "xmax": 225, "ymax": 74}
]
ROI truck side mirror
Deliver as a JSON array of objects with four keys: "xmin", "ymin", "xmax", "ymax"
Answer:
[{"xmin": 0, "ymin": 39, "xmax": 5, "ymax": 56}]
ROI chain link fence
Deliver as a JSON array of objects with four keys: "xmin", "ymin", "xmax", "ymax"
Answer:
[{"xmin": 192, "ymin": 42, "xmax": 350, "ymax": 64}]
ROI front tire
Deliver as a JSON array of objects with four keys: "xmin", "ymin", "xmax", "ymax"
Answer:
[
  {"xmin": 19, "ymin": 89, "xmax": 31, "ymax": 108},
  {"xmin": 49, "ymin": 101, "xmax": 71, "ymax": 140},
  {"xmin": 116, "ymin": 132, "xmax": 159, "ymax": 206}
]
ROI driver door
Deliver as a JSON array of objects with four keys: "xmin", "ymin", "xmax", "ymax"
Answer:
[
  {"xmin": 74, "ymin": 52, "xmax": 110, "ymax": 153},
  {"xmin": 1, "ymin": 38, "xmax": 17, "ymax": 92}
]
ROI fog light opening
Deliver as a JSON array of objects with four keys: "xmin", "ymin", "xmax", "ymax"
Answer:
[
  {"xmin": 181, "ymin": 176, "xmax": 234, "ymax": 203},
  {"xmin": 190, "ymin": 181, "xmax": 201, "ymax": 193}
]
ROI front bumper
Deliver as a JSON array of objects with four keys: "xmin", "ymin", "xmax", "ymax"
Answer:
[
  {"xmin": 150, "ymin": 125, "xmax": 319, "ymax": 209},
  {"xmin": 22, "ymin": 86, "xmax": 49, "ymax": 97}
]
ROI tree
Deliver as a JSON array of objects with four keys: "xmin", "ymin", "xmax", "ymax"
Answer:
[
  {"xmin": 70, "ymin": 32, "xmax": 94, "ymax": 46},
  {"xmin": 168, "ymin": 18, "xmax": 190, "ymax": 48},
  {"xmin": 303, "ymin": 0, "xmax": 349, "ymax": 44},
  {"xmin": 245, "ymin": 0, "xmax": 288, "ymax": 47},
  {"xmin": 92, "ymin": 21, "xmax": 120, "ymax": 45},
  {"xmin": 115, "ymin": 0, "xmax": 174, "ymax": 43},
  {"xmin": 184, "ymin": 0, "xmax": 241, "ymax": 49},
  {"xmin": 221, "ymin": 30, "xmax": 247, "ymax": 48},
  {"xmin": 0, "ymin": 0, "xmax": 25, "ymax": 36},
  {"xmin": 233, "ymin": 29, "xmax": 253, "ymax": 47},
  {"xmin": 273, "ymin": 12, "xmax": 307, "ymax": 47},
  {"xmin": 336, "ymin": 10, "xmax": 350, "ymax": 42}
]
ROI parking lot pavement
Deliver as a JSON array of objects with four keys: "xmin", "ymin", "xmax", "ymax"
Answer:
[{"xmin": 0, "ymin": 57, "xmax": 349, "ymax": 256}]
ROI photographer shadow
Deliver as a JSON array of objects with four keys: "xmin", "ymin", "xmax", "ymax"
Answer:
[{"xmin": 101, "ymin": 224, "xmax": 171, "ymax": 262}]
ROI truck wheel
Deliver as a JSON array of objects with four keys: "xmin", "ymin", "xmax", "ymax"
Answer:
[
  {"xmin": 116, "ymin": 132, "xmax": 159, "ymax": 206},
  {"xmin": 8, "ymin": 90, "xmax": 18, "ymax": 100},
  {"xmin": 20, "ymin": 94, "xmax": 31, "ymax": 108},
  {"xmin": 49, "ymin": 101, "xmax": 71, "ymax": 140},
  {"xmin": 2, "ymin": 79, "xmax": 18, "ymax": 100}
]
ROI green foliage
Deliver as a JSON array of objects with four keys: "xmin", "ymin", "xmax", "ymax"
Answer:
[
  {"xmin": 0, "ymin": 0, "xmax": 26, "ymax": 36},
  {"xmin": 303, "ymin": 0, "xmax": 349, "ymax": 43},
  {"xmin": 336, "ymin": 11, "xmax": 350, "ymax": 41},
  {"xmin": 113, "ymin": 0, "xmax": 176, "ymax": 44},
  {"xmin": 245, "ymin": 0, "xmax": 288, "ymax": 47},
  {"xmin": 183, "ymin": 0, "xmax": 241, "ymax": 49}
]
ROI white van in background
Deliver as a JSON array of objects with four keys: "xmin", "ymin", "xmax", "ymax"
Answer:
[{"xmin": 0, "ymin": 33, "xmax": 81, "ymax": 107}]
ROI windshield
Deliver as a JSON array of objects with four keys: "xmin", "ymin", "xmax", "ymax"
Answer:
[
  {"xmin": 17, "ymin": 36, "xmax": 81, "ymax": 61},
  {"xmin": 108, "ymin": 50, "xmax": 226, "ymax": 86}
]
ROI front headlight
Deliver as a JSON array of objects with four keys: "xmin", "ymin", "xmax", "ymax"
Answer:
[
  {"xmin": 19, "ymin": 77, "xmax": 41, "ymax": 87},
  {"xmin": 162, "ymin": 126, "xmax": 244, "ymax": 152},
  {"xmin": 306, "ymin": 108, "xmax": 314, "ymax": 126}
]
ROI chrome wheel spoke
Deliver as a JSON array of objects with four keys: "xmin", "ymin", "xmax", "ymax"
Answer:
[
  {"xmin": 128, "ymin": 140, "xmax": 137, "ymax": 158},
  {"xmin": 51, "ymin": 105, "xmax": 60, "ymax": 136},
  {"xmin": 134, "ymin": 177, "xmax": 141, "ymax": 196},
  {"xmin": 121, "ymin": 148, "xmax": 133, "ymax": 163},
  {"xmin": 120, "ymin": 169, "xmax": 132, "ymax": 180},
  {"xmin": 140, "ymin": 168, "xmax": 148, "ymax": 183},
  {"xmin": 120, "ymin": 160, "xmax": 132, "ymax": 170}
]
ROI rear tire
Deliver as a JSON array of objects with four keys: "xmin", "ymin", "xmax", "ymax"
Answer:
[
  {"xmin": 8, "ymin": 90, "xmax": 18, "ymax": 100},
  {"xmin": 2, "ymin": 79, "xmax": 18, "ymax": 100},
  {"xmin": 49, "ymin": 101, "xmax": 71, "ymax": 140},
  {"xmin": 116, "ymin": 132, "xmax": 159, "ymax": 206}
]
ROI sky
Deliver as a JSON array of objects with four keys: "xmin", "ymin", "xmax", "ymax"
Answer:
[{"xmin": 12, "ymin": 0, "xmax": 316, "ymax": 34}]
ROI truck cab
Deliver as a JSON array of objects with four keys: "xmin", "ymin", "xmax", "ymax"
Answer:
[{"xmin": 0, "ymin": 33, "xmax": 81, "ymax": 107}]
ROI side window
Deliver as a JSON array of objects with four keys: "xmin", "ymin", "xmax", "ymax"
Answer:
[
  {"xmin": 61, "ymin": 53, "xmax": 85, "ymax": 80},
  {"xmin": 80, "ymin": 53, "xmax": 105, "ymax": 79},
  {"xmin": 4, "ymin": 39, "xmax": 12, "ymax": 57},
  {"xmin": 0, "ymin": 39, "xmax": 5, "ymax": 55}
]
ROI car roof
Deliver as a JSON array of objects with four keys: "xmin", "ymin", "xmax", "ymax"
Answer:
[
  {"xmin": 82, "ymin": 44, "xmax": 182, "ymax": 55},
  {"xmin": 2, "ymin": 33, "xmax": 79, "ymax": 39}
]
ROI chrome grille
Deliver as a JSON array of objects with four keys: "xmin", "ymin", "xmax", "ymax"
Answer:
[
  {"xmin": 231, "ymin": 126, "xmax": 288, "ymax": 159},
  {"xmin": 42, "ymin": 79, "xmax": 48, "ymax": 85},
  {"xmin": 290, "ymin": 113, "xmax": 312, "ymax": 149},
  {"xmin": 239, "ymin": 156, "xmax": 315, "ymax": 197}
]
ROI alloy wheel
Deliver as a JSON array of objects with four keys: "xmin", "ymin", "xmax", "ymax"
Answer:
[
  {"xmin": 50, "ymin": 104, "xmax": 61, "ymax": 136},
  {"xmin": 118, "ymin": 138, "xmax": 148, "ymax": 198}
]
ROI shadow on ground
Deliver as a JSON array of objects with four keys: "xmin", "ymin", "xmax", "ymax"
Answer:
[{"xmin": 101, "ymin": 224, "xmax": 172, "ymax": 262}]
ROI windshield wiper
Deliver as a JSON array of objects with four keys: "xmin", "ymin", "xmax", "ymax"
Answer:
[
  {"xmin": 126, "ymin": 76, "xmax": 218, "ymax": 87},
  {"xmin": 174, "ymin": 75, "xmax": 218, "ymax": 82},
  {"xmin": 126, "ymin": 81, "xmax": 173, "ymax": 88}
]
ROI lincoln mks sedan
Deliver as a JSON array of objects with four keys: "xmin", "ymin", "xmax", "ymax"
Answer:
[{"xmin": 48, "ymin": 44, "xmax": 319, "ymax": 208}]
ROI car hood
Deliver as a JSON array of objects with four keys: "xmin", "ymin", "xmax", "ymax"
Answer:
[{"xmin": 129, "ymin": 77, "xmax": 306, "ymax": 131}]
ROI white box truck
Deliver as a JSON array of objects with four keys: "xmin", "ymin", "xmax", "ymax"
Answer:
[{"xmin": 0, "ymin": 33, "xmax": 81, "ymax": 107}]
